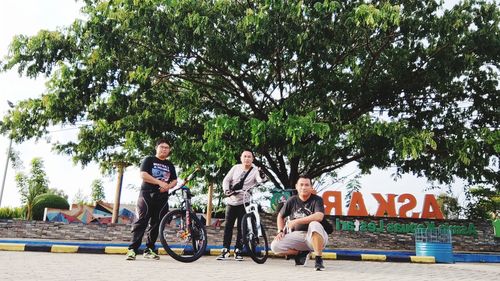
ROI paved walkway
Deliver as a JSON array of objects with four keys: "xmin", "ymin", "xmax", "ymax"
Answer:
[{"xmin": 1, "ymin": 251, "xmax": 499, "ymax": 281}]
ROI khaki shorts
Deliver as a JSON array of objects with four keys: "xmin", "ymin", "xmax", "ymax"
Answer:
[{"xmin": 271, "ymin": 221, "xmax": 329, "ymax": 254}]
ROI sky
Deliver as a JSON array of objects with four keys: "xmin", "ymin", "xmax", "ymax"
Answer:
[{"xmin": 0, "ymin": 0, "xmax": 466, "ymax": 213}]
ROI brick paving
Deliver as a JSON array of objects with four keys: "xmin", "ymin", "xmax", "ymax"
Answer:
[{"xmin": 1, "ymin": 251, "xmax": 499, "ymax": 281}]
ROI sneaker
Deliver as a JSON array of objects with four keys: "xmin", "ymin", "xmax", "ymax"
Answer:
[
  {"xmin": 126, "ymin": 249, "xmax": 136, "ymax": 260},
  {"xmin": 315, "ymin": 256, "xmax": 325, "ymax": 271},
  {"xmin": 234, "ymin": 248, "xmax": 244, "ymax": 261},
  {"xmin": 294, "ymin": 251, "xmax": 310, "ymax": 266},
  {"xmin": 143, "ymin": 248, "xmax": 160, "ymax": 260},
  {"xmin": 216, "ymin": 248, "xmax": 230, "ymax": 260}
]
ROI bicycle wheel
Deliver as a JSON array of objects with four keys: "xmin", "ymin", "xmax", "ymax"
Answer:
[
  {"xmin": 242, "ymin": 213, "xmax": 269, "ymax": 264},
  {"xmin": 159, "ymin": 209, "xmax": 208, "ymax": 262}
]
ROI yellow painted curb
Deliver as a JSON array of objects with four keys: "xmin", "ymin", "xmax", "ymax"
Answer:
[
  {"xmin": 51, "ymin": 245, "xmax": 78, "ymax": 253},
  {"xmin": 104, "ymin": 246, "xmax": 128, "ymax": 254},
  {"xmin": 361, "ymin": 254, "xmax": 387, "ymax": 261},
  {"xmin": 210, "ymin": 248, "xmax": 235, "ymax": 255},
  {"xmin": 0, "ymin": 243, "xmax": 25, "ymax": 251},
  {"xmin": 209, "ymin": 248, "xmax": 220, "ymax": 256},
  {"xmin": 268, "ymin": 251, "xmax": 280, "ymax": 257},
  {"xmin": 158, "ymin": 248, "xmax": 167, "ymax": 255},
  {"xmin": 410, "ymin": 256, "xmax": 435, "ymax": 263},
  {"xmin": 170, "ymin": 248, "xmax": 185, "ymax": 255},
  {"xmin": 322, "ymin": 252, "xmax": 337, "ymax": 260}
]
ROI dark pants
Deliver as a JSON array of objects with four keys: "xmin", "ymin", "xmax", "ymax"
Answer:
[
  {"xmin": 128, "ymin": 190, "xmax": 169, "ymax": 252},
  {"xmin": 223, "ymin": 204, "xmax": 246, "ymax": 250}
]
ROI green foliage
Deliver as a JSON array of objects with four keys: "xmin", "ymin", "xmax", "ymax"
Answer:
[
  {"xmin": 31, "ymin": 193, "xmax": 70, "ymax": 221},
  {"xmin": 0, "ymin": 0, "xmax": 498, "ymax": 191},
  {"xmin": 0, "ymin": 206, "xmax": 24, "ymax": 219},
  {"xmin": 465, "ymin": 186, "xmax": 499, "ymax": 220},
  {"xmin": 345, "ymin": 174, "xmax": 361, "ymax": 208},
  {"xmin": 8, "ymin": 146, "xmax": 24, "ymax": 171},
  {"xmin": 72, "ymin": 188, "xmax": 90, "ymax": 205},
  {"xmin": 436, "ymin": 193, "xmax": 462, "ymax": 219},
  {"xmin": 90, "ymin": 179, "xmax": 106, "ymax": 203},
  {"xmin": 15, "ymin": 157, "xmax": 50, "ymax": 220},
  {"xmin": 47, "ymin": 188, "xmax": 69, "ymax": 200}
]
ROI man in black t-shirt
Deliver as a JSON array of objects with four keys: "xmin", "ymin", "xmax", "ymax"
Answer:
[
  {"xmin": 271, "ymin": 175, "xmax": 328, "ymax": 271},
  {"xmin": 126, "ymin": 138, "xmax": 178, "ymax": 261}
]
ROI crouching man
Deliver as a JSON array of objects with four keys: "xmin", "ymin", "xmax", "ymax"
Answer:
[{"xmin": 271, "ymin": 175, "xmax": 328, "ymax": 271}]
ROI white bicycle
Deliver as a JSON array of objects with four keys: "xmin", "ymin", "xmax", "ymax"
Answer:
[{"xmin": 231, "ymin": 185, "xmax": 269, "ymax": 264}]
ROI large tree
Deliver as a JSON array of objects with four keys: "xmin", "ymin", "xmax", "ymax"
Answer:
[{"xmin": 1, "ymin": 0, "xmax": 498, "ymax": 190}]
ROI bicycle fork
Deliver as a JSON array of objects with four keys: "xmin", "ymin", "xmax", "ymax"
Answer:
[{"xmin": 246, "ymin": 204, "xmax": 263, "ymax": 237}]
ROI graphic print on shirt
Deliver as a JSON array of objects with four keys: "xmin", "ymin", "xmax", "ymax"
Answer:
[
  {"xmin": 291, "ymin": 206, "xmax": 313, "ymax": 221},
  {"xmin": 151, "ymin": 163, "xmax": 172, "ymax": 182}
]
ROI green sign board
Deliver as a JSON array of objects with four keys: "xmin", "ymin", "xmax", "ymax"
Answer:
[
  {"xmin": 493, "ymin": 219, "xmax": 500, "ymax": 238},
  {"xmin": 334, "ymin": 218, "xmax": 478, "ymax": 238}
]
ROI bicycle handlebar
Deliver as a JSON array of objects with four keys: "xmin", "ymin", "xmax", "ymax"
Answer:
[
  {"xmin": 168, "ymin": 167, "xmax": 200, "ymax": 195},
  {"xmin": 224, "ymin": 182, "xmax": 263, "ymax": 197}
]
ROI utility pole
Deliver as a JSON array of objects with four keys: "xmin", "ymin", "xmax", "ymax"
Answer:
[
  {"xmin": 0, "ymin": 101, "xmax": 15, "ymax": 207},
  {"xmin": 0, "ymin": 138, "xmax": 12, "ymax": 207}
]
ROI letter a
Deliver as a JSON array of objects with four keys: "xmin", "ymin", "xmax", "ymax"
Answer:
[
  {"xmin": 421, "ymin": 194, "xmax": 444, "ymax": 219},
  {"xmin": 347, "ymin": 192, "xmax": 369, "ymax": 216}
]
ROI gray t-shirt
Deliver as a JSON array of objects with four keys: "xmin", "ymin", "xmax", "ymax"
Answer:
[{"xmin": 279, "ymin": 194, "xmax": 325, "ymax": 232}]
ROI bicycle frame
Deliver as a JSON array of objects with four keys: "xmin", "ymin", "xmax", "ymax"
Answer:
[
  {"xmin": 234, "ymin": 184, "xmax": 269, "ymax": 264},
  {"xmin": 160, "ymin": 167, "xmax": 207, "ymax": 263},
  {"xmin": 169, "ymin": 168, "xmax": 199, "ymax": 233},
  {"xmin": 240, "ymin": 187, "xmax": 263, "ymax": 238}
]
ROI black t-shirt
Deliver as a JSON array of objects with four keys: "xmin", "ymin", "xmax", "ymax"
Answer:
[
  {"xmin": 279, "ymin": 194, "xmax": 325, "ymax": 232},
  {"xmin": 140, "ymin": 156, "xmax": 177, "ymax": 192}
]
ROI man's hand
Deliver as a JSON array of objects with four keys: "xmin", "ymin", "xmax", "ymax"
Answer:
[
  {"xmin": 258, "ymin": 168, "xmax": 267, "ymax": 180},
  {"xmin": 273, "ymin": 231, "xmax": 285, "ymax": 242},
  {"xmin": 158, "ymin": 181, "xmax": 170, "ymax": 193},
  {"xmin": 287, "ymin": 219, "xmax": 299, "ymax": 230}
]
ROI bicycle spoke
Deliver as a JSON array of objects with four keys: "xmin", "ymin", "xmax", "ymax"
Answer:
[{"xmin": 160, "ymin": 209, "xmax": 207, "ymax": 262}]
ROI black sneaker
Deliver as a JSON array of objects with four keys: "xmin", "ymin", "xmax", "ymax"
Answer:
[
  {"xmin": 315, "ymin": 256, "xmax": 325, "ymax": 271},
  {"xmin": 216, "ymin": 248, "xmax": 230, "ymax": 260},
  {"xmin": 294, "ymin": 251, "xmax": 310, "ymax": 266},
  {"xmin": 234, "ymin": 248, "xmax": 244, "ymax": 261}
]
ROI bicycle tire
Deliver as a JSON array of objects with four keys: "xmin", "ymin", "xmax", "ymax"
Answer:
[
  {"xmin": 242, "ymin": 213, "xmax": 269, "ymax": 264},
  {"xmin": 159, "ymin": 209, "xmax": 207, "ymax": 263}
]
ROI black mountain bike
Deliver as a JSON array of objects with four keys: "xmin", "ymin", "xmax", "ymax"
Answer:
[{"xmin": 159, "ymin": 168, "xmax": 207, "ymax": 262}]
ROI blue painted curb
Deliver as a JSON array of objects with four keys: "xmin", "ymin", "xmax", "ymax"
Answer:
[{"xmin": 1, "ymin": 239, "xmax": 498, "ymax": 263}]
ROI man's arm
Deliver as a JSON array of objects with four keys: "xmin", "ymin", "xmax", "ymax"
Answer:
[
  {"xmin": 277, "ymin": 212, "xmax": 286, "ymax": 232},
  {"xmin": 140, "ymin": 171, "xmax": 176, "ymax": 191},
  {"xmin": 222, "ymin": 166, "xmax": 235, "ymax": 195},
  {"xmin": 273, "ymin": 212, "xmax": 287, "ymax": 241}
]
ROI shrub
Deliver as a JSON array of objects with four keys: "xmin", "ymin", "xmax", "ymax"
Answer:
[
  {"xmin": 31, "ymin": 193, "xmax": 70, "ymax": 220},
  {"xmin": 0, "ymin": 206, "xmax": 24, "ymax": 219}
]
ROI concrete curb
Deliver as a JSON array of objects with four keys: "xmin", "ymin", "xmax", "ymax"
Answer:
[{"xmin": 0, "ymin": 242, "xmax": 436, "ymax": 263}]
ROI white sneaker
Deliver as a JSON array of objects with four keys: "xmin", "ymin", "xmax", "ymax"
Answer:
[
  {"xmin": 234, "ymin": 248, "xmax": 244, "ymax": 261},
  {"xmin": 216, "ymin": 248, "xmax": 230, "ymax": 260}
]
